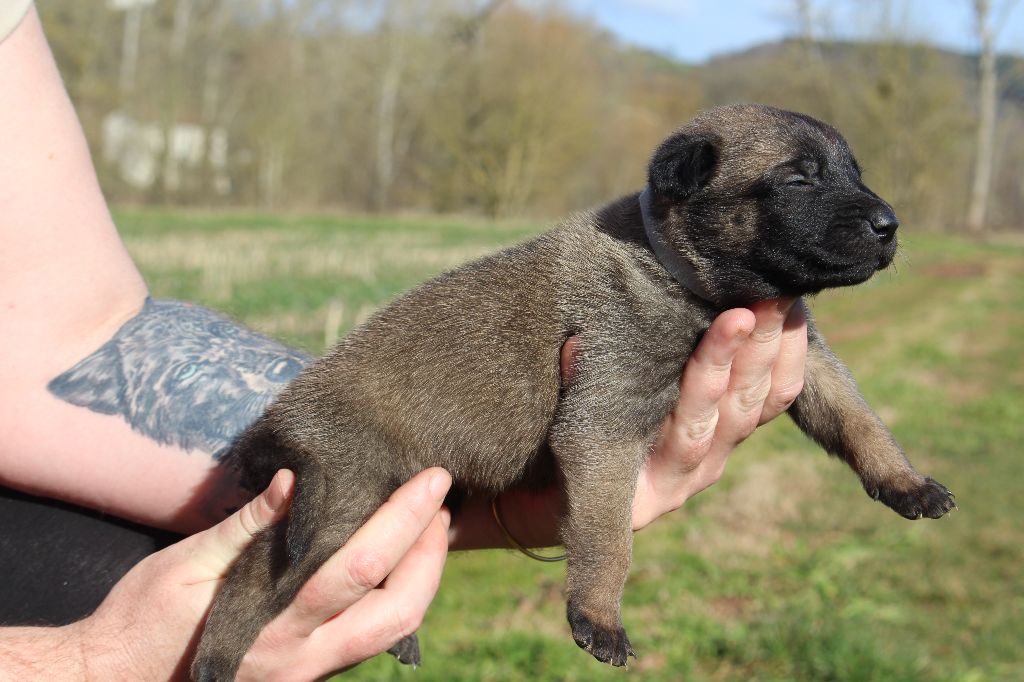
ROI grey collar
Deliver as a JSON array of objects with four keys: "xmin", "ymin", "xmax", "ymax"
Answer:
[{"xmin": 638, "ymin": 188, "xmax": 715, "ymax": 303}]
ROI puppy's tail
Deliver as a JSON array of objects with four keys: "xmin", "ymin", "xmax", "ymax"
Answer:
[
  {"xmin": 226, "ymin": 417, "xmax": 326, "ymax": 566},
  {"xmin": 195, "ymin": 423, "xmax": 366, "ymax": 681}
]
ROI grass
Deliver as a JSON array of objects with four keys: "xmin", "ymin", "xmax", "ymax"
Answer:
[{"xmin": 117, "ymin": 207, "xmax": 1024, "ymax": 681}]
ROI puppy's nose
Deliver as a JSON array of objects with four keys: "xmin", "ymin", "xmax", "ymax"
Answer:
[{"xmin": 868, "ymin": 206, "xmax": 899, "ymax": 242}]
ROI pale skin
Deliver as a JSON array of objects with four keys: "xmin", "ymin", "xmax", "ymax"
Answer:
[{"xmin": 0, "ymin": 6, "xmax": 808, "ymax": 680}]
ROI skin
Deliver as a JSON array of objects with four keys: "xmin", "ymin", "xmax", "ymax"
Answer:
[{"xmin": 0, "ymin": 7, "xmax": 808, "ymax": 678}]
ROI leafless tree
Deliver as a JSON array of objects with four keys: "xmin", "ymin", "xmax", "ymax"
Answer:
[{"xmin": 966, "ymin": 0, "xmax": 1019, "ymax": 234}]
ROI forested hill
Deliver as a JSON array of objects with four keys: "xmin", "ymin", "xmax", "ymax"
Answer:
[
  {"xmin": 41, "ymin": 2, "xmax": 1024, "ymax": 231},
  {"xmin": 703, "ymin": 38, "xmax": 1024, "ymax": 106}
]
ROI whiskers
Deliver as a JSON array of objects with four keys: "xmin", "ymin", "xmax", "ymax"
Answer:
[{"xmin": 891, "ymin": 241, "xmax": 910, "ymax": 274}]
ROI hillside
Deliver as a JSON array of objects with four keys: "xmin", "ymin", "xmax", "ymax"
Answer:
[{"xmin": 702, "ymin": 38, "xmax": 1024, "ymax": 107}]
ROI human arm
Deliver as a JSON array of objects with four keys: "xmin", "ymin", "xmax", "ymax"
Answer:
[
  {"xmin": 0, "ymin": 6, "xmax": 261, "ymax": 533},
  {"xmin": 0, "ymin": 467, "xmax": 451, "ymax": 681},
  {"xmin": 0, "ymin": 6, "xmax": 324, "ymax": 534}
]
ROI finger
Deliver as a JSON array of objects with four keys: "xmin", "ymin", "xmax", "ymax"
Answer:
[
  {"xmin": 719, "ymin": 298, "xmax": 796, "ymax": 439},
  {"xmin": 190, "ymin": 469, "xmax": 295, "ymax": 575},
  {"xmin": 656, "ymin": 308, "xmax": 754, "ymax": 464},
  {"xmin": 308, "ymin": 511, "xmax": 450, "ymax": 672},
  {"xmin": 693, "ymin": 298, "xmax": 797, "ymax": 483},
  {"xmin": 759, "ymin": 299, "xmax": 808, "ymax": 424},
  {"xmin": 560, "ymin": 335, "xmax": 581, "ymax": 386},
  {"xmin": 672, "ymin": 307, "xmax": 756, "ymax": 432},
  {"xmin": 280, "ymin": 467, "xmax": 451, "ymax": 635},
  {"xmin": 642, "ymin": 308, "xmax": 753, "ymax": 507}
]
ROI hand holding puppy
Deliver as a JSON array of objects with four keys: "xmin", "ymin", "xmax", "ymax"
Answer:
[
  {"xmin": 0, "ymin": 469, "xmax": 449, "ymax": 682},
  {"xmin": 456, "ymin": 298, "xmax": 807, "ymax": 550}
]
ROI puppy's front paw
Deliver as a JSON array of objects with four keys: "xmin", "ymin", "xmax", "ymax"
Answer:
[
  {"xmin": 567, "ymin": 602, "xmax": 636, "ymax": 667},
  {"xmin": 387, "ymin": 633, "xmax": 421, "ymax": 666},
  {"xmin": 870, "ymin": 476, "xmax": 956, "ymax": 519}
]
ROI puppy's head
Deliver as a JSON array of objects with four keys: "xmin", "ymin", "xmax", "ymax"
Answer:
[{"xmin": 646, "ymin": 104, "xmax": 898, "ymax": 306}]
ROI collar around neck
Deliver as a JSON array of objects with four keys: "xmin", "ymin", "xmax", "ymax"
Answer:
[{"xmin": 638, "ymin": 187, "xmax": 716, "ymax": 303}]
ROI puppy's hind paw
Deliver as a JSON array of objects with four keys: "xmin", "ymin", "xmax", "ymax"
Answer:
[
  {"xmin": 567, "ymin": 603, "xmax": 637, "ymax": 667},
  {"xmin": 872, "ymin": 476, "xmax": 956, "ymax": 519},
  {"xmin": 387, "ymin": 633, "xmax": 421, "ymax": 667}
]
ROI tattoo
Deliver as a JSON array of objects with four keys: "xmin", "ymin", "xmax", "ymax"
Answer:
[{"xmin": 48, "ymin": 298, "xmax": 311, "ymax": 461}]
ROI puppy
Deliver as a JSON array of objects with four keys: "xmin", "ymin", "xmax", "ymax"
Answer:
[{"xmin": 192, "ymin": 104, "xmax": 955, "ymax": 680}]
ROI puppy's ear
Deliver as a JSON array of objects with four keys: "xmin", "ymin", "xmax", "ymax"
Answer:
[{"xmin": 647, "ymin": 132, "xmax": 720, "ymax": 201}]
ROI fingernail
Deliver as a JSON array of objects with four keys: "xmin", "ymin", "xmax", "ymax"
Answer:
[
  {"xmin": 428, "ymin": 469, "xmax": 452, "ymax": 500},
  {"xmin": 265, "ymin": 469, "xmax": 294, "ymax": 513},
  {"xmin": 264, "ymin": 470, "xmax": 283, "ymax": 512},
  {"xmin": 439, "ymin": 508, "xmax": 452, "ymax": 529}
]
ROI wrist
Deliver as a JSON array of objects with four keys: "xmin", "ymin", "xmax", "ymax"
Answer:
[
  {"xmin": 0, "ymin": 623, "xmax": 87, "ymax": 679},
  {"xmin": 496, "ymin": 489, "xmax": 563, "ymax": 549},
  {"xmin": 448, "ymin": 489, "xmax": 562, "ymax": 551},
  {"xmin": 61, "ymin": 615, "xmax": 143, "ymax": 680}
]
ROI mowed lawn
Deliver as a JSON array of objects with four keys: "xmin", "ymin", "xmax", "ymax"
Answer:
[{"xmin": 117, "ymin": 208, "xmax": 1024, "ymax": 682}]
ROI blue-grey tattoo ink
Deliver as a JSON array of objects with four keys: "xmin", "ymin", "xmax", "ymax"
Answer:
[{"xmin": 48, "ymin": 298, "xmax": 311, "ymax": 461}]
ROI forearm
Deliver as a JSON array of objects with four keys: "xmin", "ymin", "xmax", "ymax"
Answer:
[
  {"xmin": 1, "ymin": 298, "xmax": 311, "ymax": 533},
  {"xmin": 0, "ymin": 618, "xmax": 149, "ymax": 680}
]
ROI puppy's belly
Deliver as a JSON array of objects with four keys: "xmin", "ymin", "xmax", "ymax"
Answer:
[
  {"xmin": 310, "ymin": 331, "xmax": 564, "ymax": 492},
  {"xmin": 370, "ymin": 396, "xmax": 558, "ymax": 493}
]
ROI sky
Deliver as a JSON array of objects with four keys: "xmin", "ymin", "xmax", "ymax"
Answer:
[{"xmin": 567, "ymin": 0, "xmax": 1024, "ymax": 63}]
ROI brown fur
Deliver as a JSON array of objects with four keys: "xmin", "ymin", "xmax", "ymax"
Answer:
[{"xmin": 191, "ymin": 105, "xmax": 954, "ymax": 680}]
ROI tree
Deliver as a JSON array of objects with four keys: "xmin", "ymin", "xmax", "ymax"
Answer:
[{"xmin": 966, "ymin": 0, "xmax": 1018, "ymax": 234}]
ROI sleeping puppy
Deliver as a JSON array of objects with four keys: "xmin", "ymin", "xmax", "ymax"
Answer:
[{"xmin": 192, "ymin": 104, "xmax": 955, "ymax": 680}]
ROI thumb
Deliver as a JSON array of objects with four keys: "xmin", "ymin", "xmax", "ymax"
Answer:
[{"xmin": 189, "ymin": 469, "xmax": 295, "ymax": 575}]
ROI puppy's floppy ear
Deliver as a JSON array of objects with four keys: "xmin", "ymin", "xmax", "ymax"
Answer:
[{"xmin": 647, "ymin": 132, "xmax": 720, "ymax": 201}]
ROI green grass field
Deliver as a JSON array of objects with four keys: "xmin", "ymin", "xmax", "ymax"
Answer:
[{"xmin": 117, "ymin": 208, "xmax": 1024, "ymax": 682}]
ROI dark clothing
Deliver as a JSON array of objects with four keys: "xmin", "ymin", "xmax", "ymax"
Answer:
[{"xmin": 0, "ymin": 486, "xmax": 177, "ymax": 626}]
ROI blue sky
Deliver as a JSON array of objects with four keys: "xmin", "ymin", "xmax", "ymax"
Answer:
[{"xmin": 567, "ymin": 0, "xmax": 1024, "ymax": 62}]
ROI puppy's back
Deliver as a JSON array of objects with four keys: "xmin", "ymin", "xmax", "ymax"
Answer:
[{"xmin": 260, "ymin": 230, "xmax": 573, "ymax": 491}]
